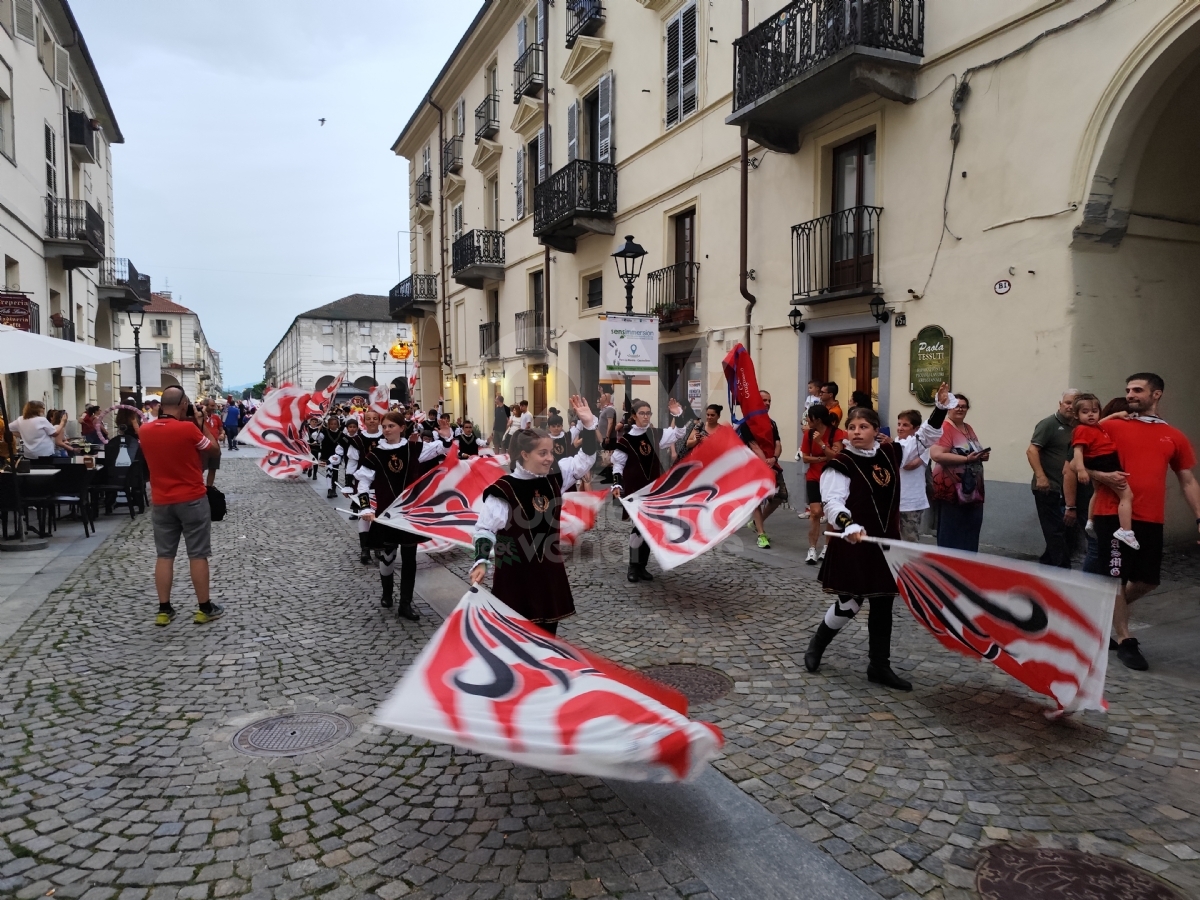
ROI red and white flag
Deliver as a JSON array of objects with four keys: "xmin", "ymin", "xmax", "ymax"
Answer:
[
  {"xmin": 561, "ymin": 489, "xmax": 609, "ymax": 548},
  {"xmin": 305, "ymin": 371, "xmax": 345, "ymax": 415},
  {"xmin": 876, "ymin": 540, "xmax": 1115, "ymax": 713},
  {"xmin": 620, "ymin": 425, "xmax": 776, "ymax": 571},
  {"xmin": 258, "ymin": 451, "xmax": 309, "ymax": 480},
  {"xmin": 242, "ymin": 383, "xmax": 316, "ymax": 477},
  {"xmin": 368, "ymin": 385, "xmax": 390, "ymax": 414},
  {"xmin": 376, "ymin": 445, "xmax": 506, "ymax": 547},
  {"xmin": 375, "ymin": 587, "xmax": 723, "ymax": 781}
]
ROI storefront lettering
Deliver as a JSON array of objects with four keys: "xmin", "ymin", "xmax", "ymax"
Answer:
[{"xmin": 909, "ymin": 325, "xmax": 953, "ymax": 406}]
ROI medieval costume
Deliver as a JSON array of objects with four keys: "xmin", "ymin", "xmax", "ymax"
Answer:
[
  {"xmin": 804, "ymin": 395, "xmax": 956, "ymax": 690},
  {"xmin": 470, "ymin": 422, "xmax": 599, "ymax": 636},
  {"xmin": 456, "ymin": 432, "xmax": 487, "ymax": 457},
  {"xmin": 355, "ymin": 436, "xmax": 451, "ymax": 620},
  {"xmin": 302, "ymin": 419, "xmax": 323, "ymax": 480},
  {"xmin": 341, "ymin": 425, "xmax": 384, "ymax": 564},
  {"xmin": 612, "ymin": 422, "xmax": 685, "ymax": 582},
  {"xmin": 318, "ymin": 421, "xmax": 343, "ymax": 498}
]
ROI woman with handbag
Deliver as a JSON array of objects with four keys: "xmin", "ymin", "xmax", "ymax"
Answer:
[{"xmin": 929, "ymin": 393, "xmax": 990, "ymax": 552}]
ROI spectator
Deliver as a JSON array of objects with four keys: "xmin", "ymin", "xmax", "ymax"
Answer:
[
  {"xmin": 48, "ymin": 410, "xmax": 76, "ymax": 457},
  {"xmin": 144, "ymin": 398, "xmax": 160, "ymax": 421},
  {"xmin": 1027, "ymin": 389, "xmax": 1082, "ymax": 567},
  {"xmin": 896, "ymin": 409, "xmax": 930, "ymax": 543},
  {"xmin": 929, "ymin": 393, "xmax": 989, "ymax": 551},
  {"xmin": 1088, "ymin": 373, "xmax": 1200, "ymax": 671},
  {"xmin": 597, "ymin": 388, "xmax": 617, "ymax": 483},
  {"xmin": 203, "ymin": 400, "xmax": 223, "ymax": 488},
  {"xmin": 739, "ymin": 390, "xmax": 786, "ymax": 550},
  {"xmin": 116, "ymin": 404, "xmax": 141, "ymax": 437},
  {"xmin": 14, "ymin": 401, "xmax": 61, "ymax": 462},
  {"xmin": 800, "ymin": 404, "xmax": 843, "ymax": 563},
  {"xmin": 683, "ymin": 404, "xmax": 723, "ymax": 455},
  {"xmin": 491, "ymin": 394, "xmax": 510, "ymax": 449},
  {"xmin": 850, "ymin": 390, "xmax": 873, "ymax": 410},
  {"xmin": 820, "ymin": 381, "xmax": 843, "ymax": 428},
  {"xmin": 1066, "ymin": 396, "xmax": 1128, "ymax": 573},
  {"xmin": 517, "ymin": 399, "xmax": 532, "ymax": 430},
  {"xmin": 79, "ymin": 404, "xmax": 108, "ymax": 444},
  {"xmin": 222, "ymin": 399, "xmax": 241, "ymax": 451},
  {"xmin": 139, "ymin": 386, "xmax": 223, "ymax": 626}
]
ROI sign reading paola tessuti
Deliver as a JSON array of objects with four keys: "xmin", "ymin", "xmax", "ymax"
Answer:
[
  {"xmin": 600, "ymin": 314, "xmax": 659, "ymax": 382},
  {"xmin": 910, "ymin": 324, "xmax": 952, "ymax": 406}
]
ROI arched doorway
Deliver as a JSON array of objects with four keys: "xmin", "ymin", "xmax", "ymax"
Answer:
[
  {"xmin": 314, "ymin": 375, "xmax": 335, "ymax": 392},
  {"xmin": 417, "ymin": 317, "xmax": 442, "ymax": 412},
  {"xmin": 1072, "ymin": 15, "xmax": 1200, "ymax": 541},
  {"xmin": 390, "ymin": 376, "xmax": 409, "ymax": 404},
  {"xmin": 353, "ymin": 375, "xmax": 377, "ymax": 391}
]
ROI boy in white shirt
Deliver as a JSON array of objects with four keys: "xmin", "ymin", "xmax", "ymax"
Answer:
[{"xmin": 896, "ymin": 409, "xmax": 931, "ymax": 543}]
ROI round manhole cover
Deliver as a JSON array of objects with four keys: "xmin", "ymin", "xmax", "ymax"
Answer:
[
  {"xmin": 232, "ymin": 713, "xmax": 353, "ymax": 757},
  {"xmin": 977, "ymin": 846, "xmax": 1186, "ymax": 900},
  {"xmin": 642, "ymin": 665, "xmax": 732, "ymax": 704}
]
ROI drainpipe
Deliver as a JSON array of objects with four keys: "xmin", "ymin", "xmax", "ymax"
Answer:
[
  {"xmin": 739, "ymin": 0, "xmax": 756, "ymax": 357},
  {"xmin": 542, "ymin": 0, "xmax": 554, "ymax": 364},
  {"xmin": 61, "ymin": 87, "xmax": 75, "ymax": 343},
  {"xmin": 430, "ymin": 99, "xmax": 450, "ymax": 378}
]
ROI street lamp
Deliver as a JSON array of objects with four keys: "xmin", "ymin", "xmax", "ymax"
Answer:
[
  {"xmin": 127, "ymin": 307, "xmax": 146, "ymax": 400},
  {"xmin": 368, "ymin": 344, "xmax": 380, "ymax": 385},
  {"xmin": 788, "ymin": 306, "xmax": 805, "ymax": 333},
  {"xmin": 869, "ymin": 295, "xmax": 890, "ymax": 324},
  {"xmin": 611, "ymin": 235, "xmax": 648, "ymax": 413}
]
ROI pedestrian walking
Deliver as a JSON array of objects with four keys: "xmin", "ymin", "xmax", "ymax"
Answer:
[
  {"xmin": 596, "ymin": 387, "xmax": 617, "ymax": 483},
  {"xmin": 740, "ymin": 390, "xmax": 786, "ymax": 549},
  {"xmin": 203, "ymin": 400, "xmax": 223, "ymax": 488},
  {"xmin": 1027, "ymin": 389, "xmax": 1082, "ymax": 567},
  {"xmin": 800, "ymin": 404, "xmax": 842, "ymax": 563},
  {"xmin": 139, "ymin": 386, "xmax": 223, "ymax": 626},
  {"xmin": 930, "ymin": 394, "xmax": 989, "ymax": 551},
  {"xmin": 222, "ymin": 398, "xmax": 241, "ymax": 452}
]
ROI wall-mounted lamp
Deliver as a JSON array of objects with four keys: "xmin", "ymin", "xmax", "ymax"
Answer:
[
  {"xmin": 788, "ymin": 307, "xmax": 804, "ymax": 333},
  {"xmin": 869, "ymin": 295, "xmax": 891, "ymax": 324}
]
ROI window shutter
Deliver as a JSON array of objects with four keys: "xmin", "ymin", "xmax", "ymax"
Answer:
[
  {"xmin": 515, "ymin": 146, "xmax": 526, "ymax": 220},
  {"xmin": 566, "ymin": 101, "xmax": 578, "ymax": 163},
  {"xmin": 665, "ymin": 13, "xmax": 681, "ymax": 128},
  {"xmin": 597, "ymin": 70, "xmax": 614, "ymax": 163},
  {"xmin": 456, "ymin": 99, "xmax": 466, "ymax": 136},
  {"xmin": 54, "ymin": 45, "xmax": 69, "ymax": 88},
  {"xmin": 681, "ymin": 4, "xmax": 699, "ymax": 120},
  {"xmin": 14, "ymin": 0, "xmax": 33, "ymax": 42},
  {"xmin": 452, "ymin": 203, "xmax": 463, "ymax": 241},
  {"xmin": 44, "ymin": 123, "xmax": 56, "ymax": 195},
  {"xmin": 536, "ymin": 127, "xmax": 546, "ymax": 184},
  {"xmin": 536, "ymin": 1, "xmax": 545, "ymax": 45},
  {"xmin": 517, "ymin": 16, "xmax": 527, "ymax": 56},
  {"xmin": 422, "ymin": 145, "xmax": 431, "ymax": 174}
]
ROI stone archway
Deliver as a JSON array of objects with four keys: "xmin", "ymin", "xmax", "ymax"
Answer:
[
  {"xmin": 314, "ymin": 375, "xmax": 336, "ymax": 392},
  {"xmin": 417, "ymin": 317, "xmax": 442, "ymax": 411},
  {"xmin": 353, "ymin": 375, "xmax": 377, "ymax": 390}
]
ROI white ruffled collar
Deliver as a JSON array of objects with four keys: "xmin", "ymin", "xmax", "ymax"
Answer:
[
  {"xmin": 377, "ymin": 439, "xmax": 405, "ymax": 450},
  {"xmin": 512, "ymin": 462, "xmax": 552, "ymax": 480},
  {"xmin": 843, "ymin": 440, "xmax": 880, "ymax": 457}
]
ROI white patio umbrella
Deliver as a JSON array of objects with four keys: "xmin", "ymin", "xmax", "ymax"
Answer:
[{"xmin": 0, "ymin": 323, "xmax": 131, "ymax": 375}]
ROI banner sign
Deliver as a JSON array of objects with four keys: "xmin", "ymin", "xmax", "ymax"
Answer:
[
  {"xmin": 601, "ymin": 315, "xmax": 658, "ymax": 380},
  {"xmin": 909, "ymin": 325, "xmax": 952, "ymax": 406}
]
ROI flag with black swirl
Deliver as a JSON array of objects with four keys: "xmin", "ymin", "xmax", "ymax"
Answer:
[
  {"xmin": 877, "ymin": 540, "xmax": 1116, "ymax": 713},
  {"xmin": 374, "ymin": 586, "xmax": 723, "ymax": 781},
  {"xmin": 375, "ymin": 448, "xmax": 507, "ymax": 547}
]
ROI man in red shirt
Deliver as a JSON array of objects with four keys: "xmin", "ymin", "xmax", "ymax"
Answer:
[
  {"xmin": 1090, "ymin": 373, "xmax": 1200, "ymax": 671},
  {"xmin": 203, "ymin": 399, "xmax": 223, "ymax": 488},
  {"xmin": 140, "ymin": 386, "xmax": 224, "ymax": 626}
]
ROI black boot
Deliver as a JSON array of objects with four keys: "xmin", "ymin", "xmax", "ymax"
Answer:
[
  {"xmin": 326, "ymin": 485, "xmax": 337, "ymax": 498},
  {"xmin": 805, "ymin": 622, "xmax": 837, "ymax": 673},
  {"xmin": 635, "ymin": 542, "xmax": 654, "ymax": 581},
  {"xmin": 866, "ymin": 597, "xmax": 911, "ymax": 691},
  {"xmin": 380, "ymin": 574, "xmax": 394, "ymax": 608},
  {"xmin": 397, "ymin": 546, "xmax": 419, "ymax": 621},
  {"xmin": 627, "ymin": 547, "xmax": 640, "ymax": 583},
  {"xmin": 358, "ymin": 533, "xmax": 371, "ymax": 565}
]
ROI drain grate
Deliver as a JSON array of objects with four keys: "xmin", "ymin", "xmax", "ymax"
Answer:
[
  {"xmin": 642, "ymin": 665, "xmax": 733, "ymax": 704},
  {"xmin": 976, "ymin": 845, "xmax": 1186, "ymax": 900},
  {"xmin": 232, "ymin": 713, "xmax": 353, "ymax": 757}
]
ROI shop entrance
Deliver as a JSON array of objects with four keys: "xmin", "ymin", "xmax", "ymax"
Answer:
[
  {"xmin": 665, "ymin": 351, "xmax": 702, "ymax": 421},
  {"xmin": 812, "ymin": 330, "xmax": 880, "ymax": 409}
]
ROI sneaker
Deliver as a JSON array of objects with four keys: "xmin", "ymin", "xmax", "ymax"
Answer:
[
  {"xmin": 193, "ymin": 603, "xmax": 226, "ymax": 625},
  {"xmin": 1109, "ymin": 637, "xmax": 1118, "ymax": 651},
  {"xmin": 798, "ymin": 510, "xmax": 810, "ymax": 519},
  {"xmin": 155, "ymin": 606, "xmax": 176, "ymax": 626},
  {"xmin": 818, "ymin": 546, "xmax": 826, "ymax": 562},
  {"xmin": 1114, "ymin": 528, "xmax": 1140, "ymax": 550},
  {"xmin": 757, "ymin": 533, "xmax": 771, "ymax": 549},
  {"xmin": 1116, "ymin": 638, "xmax": 1148, "ymax": 671},
  {"xmin": 805, "ymin": 547, "xmax": 818, "ymax": 565},
  {"xmin": 746, "ymin": 519, "xmax": 757, "ymax": 532},
  {"xmin": 1084, "ymin": 519, "xmax": 1096, "ymax": 538}
]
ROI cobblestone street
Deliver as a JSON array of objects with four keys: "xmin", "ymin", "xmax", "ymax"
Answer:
[{"xmin": 2, "ymin": 455, "xmax": 1199, "ymax": 900}]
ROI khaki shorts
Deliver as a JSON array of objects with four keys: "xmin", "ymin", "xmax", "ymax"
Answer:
[{"xmin": 152, "ymin": 496, "xmax": 212, "ymax": 559}]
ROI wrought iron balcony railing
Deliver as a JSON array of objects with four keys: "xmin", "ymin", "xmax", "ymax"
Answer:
[
  {"xmin": 567, "ymin": 0, "xmax": 605, "ymax": 48},
  {"xmin": 533, "ymin": 159, "xmax": 617, "ymax": 236},
  {"xmin": 100, "ymin": 258, "xmax": 152, "ymax": 303},
  {"xmin": 792, "ymin": 205, "xmax": 882, "ymax": 301},
  {"xmin": 475, "ymin": 94, "xmax": 499, "ymax": 143},
  {"xmin": 442, "ymin": 136, "xmax": 463, "ymax": 176},
  {"xmin": 515, "ymin": 309, "xmax": 547, "ymax": 355},
  {"xmin": 45, "ymin": 197, "xmax": 104, "ymax": 254},
  {"xmin": 646, "ymin": 261, "xmax": 700, "ymax": 327},
  {"xmin": 452, "ymin": 230, "xmax": 505, "ymax": 275},
  {"xmin": 733, "ymin": 0, "xmax": 924, "ymax": 113},
  {"xmin": 480, "ymin": 321, "xmax": 501, "ymax": 360},
  {"xmin": 513, "ymin": 43, "xmax": 545, "ymax": 101},
  {"xmin": 389, "ymin": 275, "xmax": 438, "ymax": 318},
  {"xmin": 415, "ymin": 171, "xmax": 433, "ymax": 204}
]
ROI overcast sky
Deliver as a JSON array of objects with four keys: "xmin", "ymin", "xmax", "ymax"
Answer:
[{"xmin": 71, "ymin": 0, "xmax": 481, "ymax": 387}]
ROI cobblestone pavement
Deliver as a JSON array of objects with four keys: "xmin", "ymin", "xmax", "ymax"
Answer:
[{"xmin": 2, "ymin": 457, "xmax": 1199, "ymax": 900}]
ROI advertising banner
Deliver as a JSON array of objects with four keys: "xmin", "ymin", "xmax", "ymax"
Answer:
[{"xmin": 600, "ymin": 315, "xmax": 658, "ymax": 381}]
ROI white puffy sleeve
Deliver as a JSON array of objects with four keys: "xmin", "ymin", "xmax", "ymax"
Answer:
[
  {"xmin": 418, "ymin": 439, "xmax": 450, "ymax": 463},
  {"xmin": 819, "ymin": 467, "xmax": 852, "ymax": 525},
  {"xmin": 559, "ymin": 420, "xmax": 599, "ymax": 490}
]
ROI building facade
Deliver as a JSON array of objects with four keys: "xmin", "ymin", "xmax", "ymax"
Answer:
[
  {"xmin": 263, "ymin": 294, "xmax": 415, "ymax": 402},
  {"xmin": 393, "ymin": 0, "xmax": 1200, "ymax": 547},
  {"xmin": 0, "ymin": 0, "xmax": 151, "ymax": 418},
  {"xmin": 110, "ymin": 292, "xmax": 222, "ymax": 400}
]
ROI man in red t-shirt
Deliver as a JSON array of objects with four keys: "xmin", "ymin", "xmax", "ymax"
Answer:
[
  {"xmin": 203, "ymin": 399, "xmax": 223, "ymax": 488},
  {"xmin": 1089, "ymin": 373, "xmax": 1200, "ymax": 671},
  {"xmin": 140, "ymin": 386, "xmax": 224, "ymax": 627}
]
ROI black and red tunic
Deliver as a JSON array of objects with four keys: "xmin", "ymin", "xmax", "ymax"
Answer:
[
  {"xmin": 817, "ymin": 445, "xmax": 903, "ymax": 597},
  {"xmin": 359, "ymin": 441, "xmax": 442, "ymax": 548}
]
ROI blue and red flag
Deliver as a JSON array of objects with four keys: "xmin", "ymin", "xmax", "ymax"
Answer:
[{"xmin": 722, "ymin": 343, "xmax": 774, "ymax": 457}]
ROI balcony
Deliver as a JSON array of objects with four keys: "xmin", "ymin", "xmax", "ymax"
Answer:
[
  {"xmin": 480, "ymin": 321, "xmax": 501, "ymax": 360},
  {"xmin": 452, "ymin": 229, "xmax": 505, "ymax": 289},
  {"xmin": 533, "ymin": 159, "xmax": 617, "ymax": 252},
  {"xmin": 792, "ymin": 205, "xmax": 882, "ymax": 303},
  {"xmin": 98, "ymin": 258, "xmax": 152, "ymax": 313},
  {"xmin": 475, "ymin": 94, "xmax": 499, "ymax": 143},
  {"xmin": 67, "ymin": 109, "xmax": 97, "ymax": 165},
  {"xmin": 0, "ymin": 293, "xmax": 40, "ymax": 333},
  {"xmin": 44, "ymin": 197, "xmax": 104, "ymax": 267},
  {"xmin": 646, "ymin": 262, "xmax": 699, "ymax": 329},
  {"xmin": 513, "ymin": 43, "xmax": 545, "ymax": 101},
  {"xmin": 415, "ymin": 171, "xmax": 433, "ymax": 205},
  {"xmin": 514, "ymin": 309, "xmax": 547, "ymax": 356},
  {"xmin": 442, "ymin": 136, "xmax": 463, "ymax": 176},
  {"xmin": 728, "ymin": 0, "xmax": 924, "ymax": 153},
  {"xmin": 567, "ymin": 0, "xmax": 605, "ymax": 49},
  {"xmin": 390, "ymin": 274, "xmax": 438, "ymax": 319}
]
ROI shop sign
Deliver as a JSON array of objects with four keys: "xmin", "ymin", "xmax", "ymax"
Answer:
[
  {"xmin": 687, "ymin": 379, "xmax": 702, "ymax": 413},
  {"xmin": 909, "ymin": 325, "xmax": 952, "ymax": 406},
  {"xmin": 0, "ymin": 293, "xmax": 34, "ymax": 331},
  {"xmin": 600, "ymin": 314, "xmax": 658, "ymax": 381}
]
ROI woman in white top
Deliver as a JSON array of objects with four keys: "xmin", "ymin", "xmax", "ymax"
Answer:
[{"xmin": 15, "ymin": 401, "xmax": 62, "ymax": 460}]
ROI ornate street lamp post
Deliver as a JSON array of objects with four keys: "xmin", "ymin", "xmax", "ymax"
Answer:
[{"xmin": 611, "ymin": 235, "xmax": 647, "ymax": 414}]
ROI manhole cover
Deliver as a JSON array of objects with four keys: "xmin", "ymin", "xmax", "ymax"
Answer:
[
  {"xmin": 977, "ymin": 846, "xmax": 1186, "ymax": 900},
  {"xmin": 642, "ymin": 665, "xmax": 732, "ymax": 704},
  {"xmin": 232, "ymin": 713, "xmax": 353, "ymax": 757}
]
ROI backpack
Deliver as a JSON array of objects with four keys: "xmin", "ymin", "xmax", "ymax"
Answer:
[{"xmin": 207, "ymin": 485, "xmax": 227, "ymax": 521}]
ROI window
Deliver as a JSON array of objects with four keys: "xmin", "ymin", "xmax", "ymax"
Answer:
[
  {"xmin": 486, "ymin": 176, "xmax": 499, "ymax": 229},
  {"xmin": 359, "ymin": 323, "xmax": 371, "ymax": 335},
  {"xmin": 13, "ymin": 0, "xmax": 33, "ymax": 43},
  {"xmin": 423, "ymin": 227, "xmax": 433, "ymax": 273},
  {"xmin": 5, "ymin": 255, "xmax": 18, "ymax": 291},
  {"xmin": 321, "ymin": 323, "xmax": 333, "ymax": 334},
  {"xmin": 585, "ymin": 274, "xmax": 603, "ymax": 309},
  {"xmin": 360, "ymin": 345, "xmax": 373, "ymax": 361},
  {"xmin": 153, "ymin": 319, "xmax": 170, "ymax": 337},
  {"xmin": 674, "ymin": 208, "xmax": 695, "ymax": 266},
  {"xmin": 322, "ymin": 344, "xmax": 335, "ymax": 362},
  {"xmin": 452, "ymin": 202, "xmax": 464, "ymax": 242},
  {"xmin": 0, "ymin": 60, "xmax": 12, "ymax": 161},
  {"xmin": 569, "ymin": 73, "xmax": 613, "ymax": 162},
  {"xmin": 44, "ymin": 123, "xmax": 56, "ymax": 195},
  {"xmin": 454, "ymin": 98, "xmax": 466, "ymax": 137},
  {"xmin": 530, "ymin": 270, "xmax": 544, "ymax": 313},
  {"xmin": 830, "ymin": 133, "xmax": 877, "ymax": 289},
  {"xmin": 515, "ymin": 146, "xmax": 526, "ymax": 219},
  {"xmin": 666, "ymin": 4, "xmax": 698, "ymax": 129},
  {"xmin": 421, "ymin": 144, "xmax": 431, "ymax": 175},
  {"xmin": 159, "ymin": 343, "xmax": 173, "ymax": 364}
]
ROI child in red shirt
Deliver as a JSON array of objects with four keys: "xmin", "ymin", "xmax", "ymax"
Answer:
[{"xmin": 1070, "ymin": 393, "xmax": 1137, "ymax": 549}]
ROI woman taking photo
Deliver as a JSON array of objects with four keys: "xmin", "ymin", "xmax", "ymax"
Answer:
[
  {"xmin": 681, "ymin": 404, "xmax": 723, "ymax": 457},
  {"xmin": 469, "ymin": 396, "xmax": 598, "ymax": 635},
  {"xmin": 15, "ymin": 401, "xmax": 62, "ymax": 462},
  {"xmin": 799, "ymin": 404, "xmax": 843, "ymax": 565},
  {"xmin": 804, "ymin": 384, "xmax": 955, "ymax": 692},
  {"xmin": 929, "ymin": 393, "xmax": 989, "ymax": 552}
]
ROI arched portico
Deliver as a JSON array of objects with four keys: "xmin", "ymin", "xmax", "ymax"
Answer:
[{"xmin": 417, "ymin": 317, "xmax": 442, "ymax": 411}]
